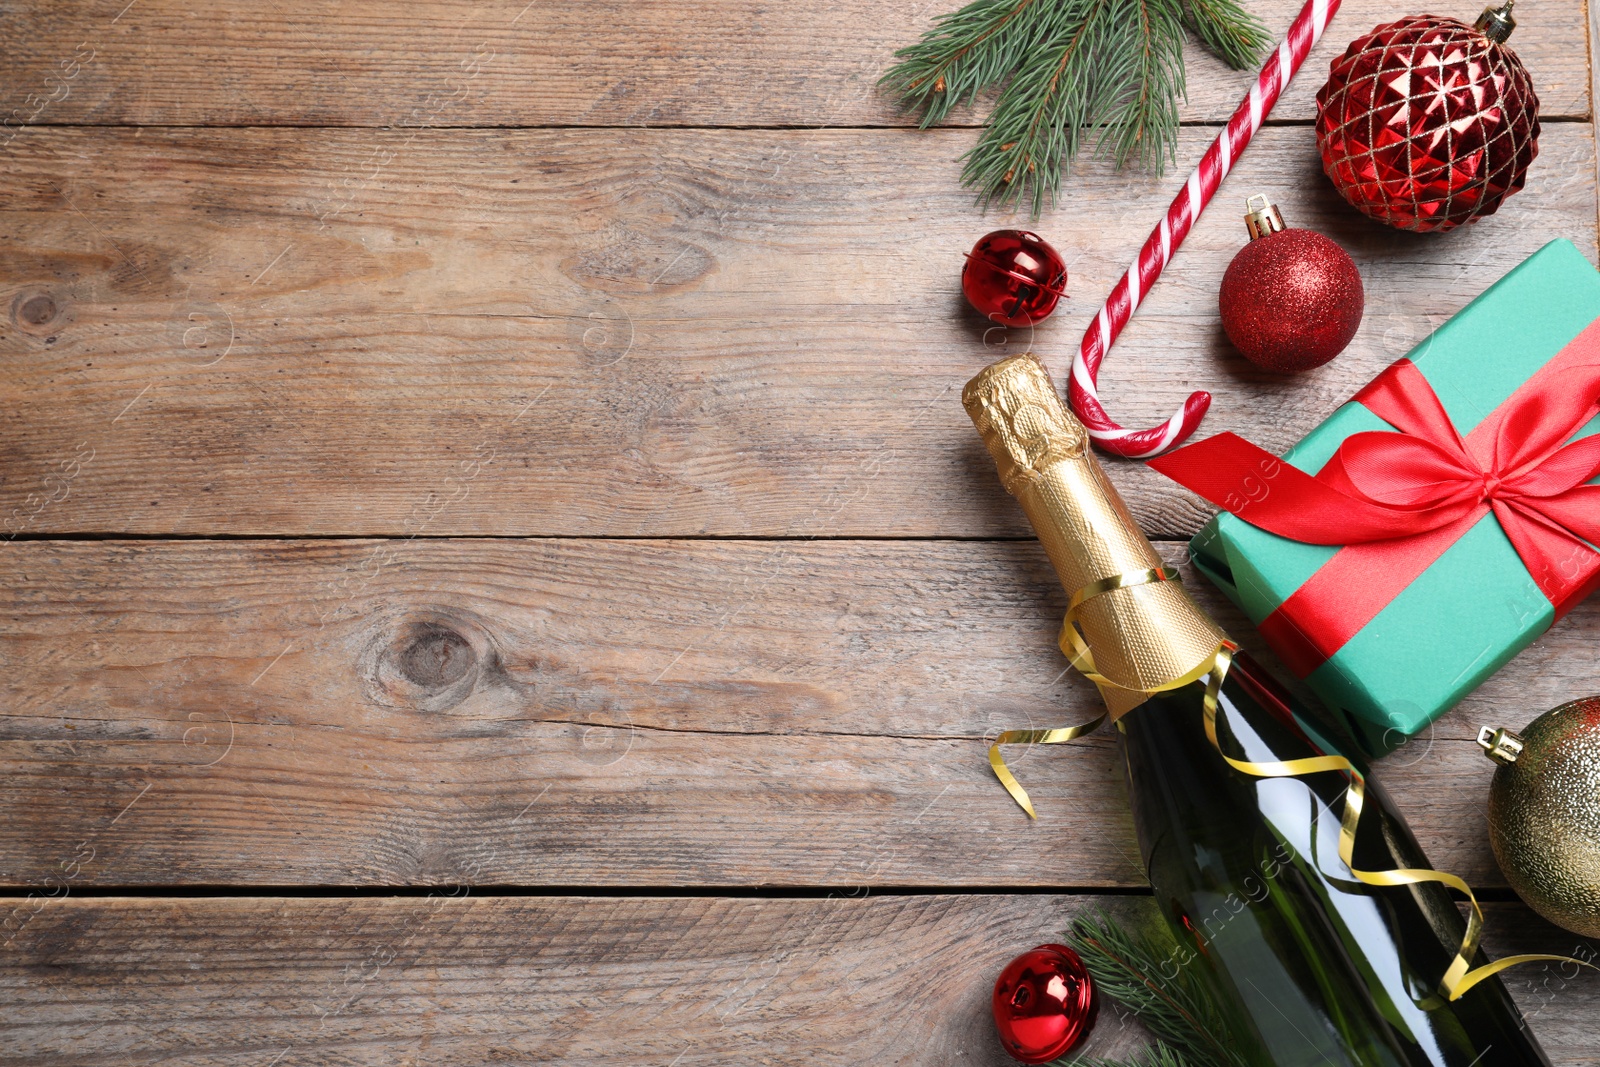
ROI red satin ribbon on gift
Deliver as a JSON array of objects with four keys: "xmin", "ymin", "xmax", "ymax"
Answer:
[{"xmin": 1149, "ymin": 319, "xmax": 1600, "ymax": 677}]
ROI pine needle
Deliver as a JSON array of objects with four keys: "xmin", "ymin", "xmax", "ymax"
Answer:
[
  {"xmin": 1182, "ymin": 0, "xmax": 1272, "ymax": 69},
  {"xmin": 881, "ymin": 0, "xmax": 1270, "ymax": 214},
  {"xmin": 1067, "ymin": 912, "xmax": 1251, "ymax": 1067}
]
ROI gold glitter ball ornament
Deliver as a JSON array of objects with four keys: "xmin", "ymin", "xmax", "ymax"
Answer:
[{"xmin": 1479, "ymin": 698, "xmax": 1600, "ymax": 937}]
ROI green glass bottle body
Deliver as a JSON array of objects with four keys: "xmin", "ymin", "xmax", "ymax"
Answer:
[{"xmin": 1119, "ymin": 651, "xmax": 1549, "ymax": 1067}]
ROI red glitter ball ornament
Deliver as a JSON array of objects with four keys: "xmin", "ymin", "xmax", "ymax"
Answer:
[
  {"xmin": 1219, "ymin": 196, "xmax": 1364, "ymax": 374},
  {"xmin": 962, "ymin": 229, "xmax": 1068, "ymax": 327},
  {"xmin": 1315, "ymin": 6, "xmax": 1539, "ymax": 233},
  {"xmin": 992, "ymin": 943, "xmax": 1097, "ymax": 1064}
]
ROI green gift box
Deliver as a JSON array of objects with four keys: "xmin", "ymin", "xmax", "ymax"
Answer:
[{"xmin": 1174, "ymin": 239, "xmax": 1600, "ymax": 756}]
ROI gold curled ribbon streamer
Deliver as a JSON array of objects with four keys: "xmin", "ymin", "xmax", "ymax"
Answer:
[
  {"xmin": 988, "ymin": 717, "xmax": 1105, "ymax": 820},
  {"xmin": 991, "ymin": 567, "xmax": 1197, "ymax": 819},
  {"xmin": 1058, "ymin": 567, "xmax": 1182, "ymax": 695},
  {"xmin": 1200, "ymin": 643, "xmax": 1596, "ymax": 1003}
]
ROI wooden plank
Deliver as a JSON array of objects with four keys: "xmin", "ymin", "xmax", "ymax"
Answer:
[
  {"xmin": 0, "ymin": 0, "xmax": 1588, "ymax": 129},
  {"xmin": 1, "ymin": 537, "xmax": 1586, "ymax": 888},
  {"xmin": 2, "ymin": 125, "xmax": 1595, "ymax": 539},
  {"xmin": 1591, "ymin": 0, "xmax": 1600, "ymax": 238},
  {"xmin": 0, "ymin": 893, "xmax": 1592, "ymax": 1065}
]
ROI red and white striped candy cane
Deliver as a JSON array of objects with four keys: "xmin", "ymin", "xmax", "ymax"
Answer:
[{"xmin": 1069, "ymin": 0, "xmax": 1342, "ymax": 458}]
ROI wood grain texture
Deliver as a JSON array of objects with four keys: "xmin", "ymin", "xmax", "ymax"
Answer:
[
  {"xmin": 1, "ymin": 1, "xmax": 1597, "ymax": 1061},
  {"xmin": 2, "ymin": 537, "xmax": 1591, "ymax": 888},
  {"xmin": 2, "ymin": 125, "xmax": 1595, "ymax": 538},
  {"xmin": 0, "ymin": 0, "xmax": 1589, "ymax": 130},
  {"xmin": 0, "ymin": 893, "xmax": 1592, "ymax": 1066}
]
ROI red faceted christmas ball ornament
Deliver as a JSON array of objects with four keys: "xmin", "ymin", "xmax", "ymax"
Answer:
[
  {"xmin": 1220, "ymin": 197, "xmax": 1364, "ymax": 374},
  {"xmin": 1315, "ymin": 5, "xmax": 1539, "ymax": 233},
  {"xmin": 962, "ymin": 229, "xmax": 1068, "ymax": 327},
  {"xmin": 992, "ymin": 943, "xmax": 1097, "ymax": 1064}
]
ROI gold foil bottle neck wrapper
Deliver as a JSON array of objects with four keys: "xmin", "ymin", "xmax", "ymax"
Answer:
[{"xmin": 963, "ymin": 355, "xmax": 1228, "ymax": 714}]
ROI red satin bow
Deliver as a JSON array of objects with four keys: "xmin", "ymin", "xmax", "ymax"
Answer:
[{"xmin": 1149, "ymin": 319, "xmax": 1600, "ymax": 677}]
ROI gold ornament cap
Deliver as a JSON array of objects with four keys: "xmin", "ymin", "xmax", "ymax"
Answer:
[
  {"xmin": 963, "ymin": 354, "xmax": 1228, "ymax": 718},
  {"xmin": 1477, "ymin": 725, "xmax": 1525, "ymax": 764},
  {"xmin": 1475, "ymin": 2, "xmax": 1516, "ymax": 44},
  {"xmin": 1243, "ymin": 194, "xmax": 1286, "ymax": 241}
]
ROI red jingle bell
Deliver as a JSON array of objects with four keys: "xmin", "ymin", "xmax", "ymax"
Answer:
[
  {"xmin": 1219, "ymin": 196, "xmax": 1364, "ymax": 375},
  {"xmin": 992, "ymin": 943, "xmax": 1097, "ymax": 1064},
  {"xmin": 962, "ymin": 230, "xmax": 1068, "ymax": 328},
  {"xmin": 1315, "ymin": 4, "xmax": 1540, "ymax": 233}
]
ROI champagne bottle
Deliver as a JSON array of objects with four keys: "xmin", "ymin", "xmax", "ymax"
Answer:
[{"xmin": 964, "ymin": 355, "xmax": 1548, "ymax": 1067}]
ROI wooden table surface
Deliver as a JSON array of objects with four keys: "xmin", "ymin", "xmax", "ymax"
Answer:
[{"xmin": 3, "ymin": 2, "xmax": 1599, "ymax": 1063}]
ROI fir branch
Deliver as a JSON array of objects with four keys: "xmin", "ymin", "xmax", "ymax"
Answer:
[
  {"xmin": 1067, "ymin": 912, "xmax": 1251, "ymax": 1067},
  {"xmin": 1100, "ymin": 0, "xmax": 1187, "ymax": 177},
  {"xmin": 958, "ymin": 0, "xmax": 1187, "ymax": 214},
  {"xmin": 879, "ymin": 0, "xmax": 1050, "ymax": 127},
  {"xmin": 1180, "ymin": 0, "xmax": 1271, "ymax": 71},
  {"xmin": 881, "ymin": 0, "xmax": 1268, "ymax": 214}
]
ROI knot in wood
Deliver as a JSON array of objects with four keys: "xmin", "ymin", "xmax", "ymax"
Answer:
[
  {"xmin": 18, "ymin": 295, "xmax": 56, "ymax": 326},
  {"xmin": 11, "ymin": 289, "xmax": 65, "ymax": 335},
  {"xmin": 397, "ymin": 623, "xmax": 476, "ymax": 689}
]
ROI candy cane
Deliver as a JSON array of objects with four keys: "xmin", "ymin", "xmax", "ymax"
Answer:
[{"xmin": 1069, "ymin": 0, "xmax": 1343, "ymax": 458}]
